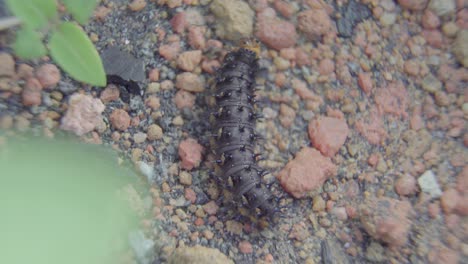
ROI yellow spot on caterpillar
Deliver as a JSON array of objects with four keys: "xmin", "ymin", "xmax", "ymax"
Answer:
[{"xmin": 238, "ymin": 38, "xmax": 260, "ymax": 58}]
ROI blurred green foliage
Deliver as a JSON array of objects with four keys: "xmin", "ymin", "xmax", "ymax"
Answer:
[
  {"xmin": 6, "ymin": 0, "xmax": 106, "ymax": 86},
  {"xmin": 0, "ymin": 137, "xmax": 138, "ymax": 264},
  {"xmin": 6, "ymin": 0, "xmax": 57, "ymax": 29}
]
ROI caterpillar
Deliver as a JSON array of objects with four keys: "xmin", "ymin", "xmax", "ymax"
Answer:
[{"xmin": 212, "ymin": 39, "xmax": 276, "ymax": 217}]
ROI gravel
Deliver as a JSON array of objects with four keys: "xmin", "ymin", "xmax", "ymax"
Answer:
[{"xmin": 0, "ymin": 0, "xmax": 467, "ymax": 263}]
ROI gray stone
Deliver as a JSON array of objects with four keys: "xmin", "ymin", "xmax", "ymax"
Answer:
[
  {"xmin": 418, "ymin": 170, "xmax": 442, "ymax": 198},
  {"xmin": 365, "ymin": 242, "xmax": 386, "ymax": 262},
  {"xmin": 210, "ymin": 0, "xmax": 254, "ymax": 41},
  {"xmin": 58, "ymin": 81, "xmax": 78, "ymax": 94},
  {"xmin": 133, "ymin": 132, "xmax": 147, "ymax": 144},
  {"xmin": 421, "ymin": 74, "xmax": 442, "ymax": 93},
  {"xmin": 101, "ymin": 46, "xmax": 145, "ymax": 94},
  {"xmin": 429, "ymin": 0, "xmax": 455, "ymax": 16}
]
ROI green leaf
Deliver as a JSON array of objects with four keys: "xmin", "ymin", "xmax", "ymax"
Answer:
[
  {"xmin": 5, "ymin": 0, "xmax": 57, "ymax": 29},
  {"xmin": 0, "ymin": 137, "xmax": 139, "ymax": 264},
  {"xmin": 48, "ymin": 22, "xmax": 106, "ymax": 87},
  {"xmin": 61, "ymin": 0, "xmax": 99, "ymax": 25},
  {"xmin": 12, "ymin": 27, "xmax": 47, "ymax": 59}
]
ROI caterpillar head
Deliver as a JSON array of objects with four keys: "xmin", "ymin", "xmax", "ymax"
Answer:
[{"xmin": 238, "ymin": 38, "xmax": 260, "ymax": 58}]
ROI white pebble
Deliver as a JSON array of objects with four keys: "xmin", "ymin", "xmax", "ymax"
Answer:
[
  {"xmin": 138, "ymin": 161, "xmax": 155, "ymax": 183},
  {"xmin": 418, "ymin": 170, "xmax": 442, "ymax": 198}
]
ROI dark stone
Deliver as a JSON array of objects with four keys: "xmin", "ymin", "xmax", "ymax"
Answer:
[
  {"xmin": 118, "ymin": 85, "xmax": 130, "ymax": 103},
  {"xmin": 195, "ymin": 190, "xmax": 210, "ymax": 204},
  {"xmin": 336, "ymin": 0, "xmax": 371, "ymax": 38},
  {"xmin": 101, "ymin": 46, "xmax": 145, "ymax": 95}
]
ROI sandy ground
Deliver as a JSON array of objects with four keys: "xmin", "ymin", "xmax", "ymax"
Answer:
[{"xmin": 0, "ymin": 0, "xmax": 467, "ymax": 263}]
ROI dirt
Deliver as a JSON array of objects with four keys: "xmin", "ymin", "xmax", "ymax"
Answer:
[{"xmin": 0, "ymin": 0, "xmax": 467, "ymax": 263}]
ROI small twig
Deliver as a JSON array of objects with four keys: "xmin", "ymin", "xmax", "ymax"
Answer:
[{"xmin": 0, "ymin": 17, "xmax": 21, "ymax": 31}]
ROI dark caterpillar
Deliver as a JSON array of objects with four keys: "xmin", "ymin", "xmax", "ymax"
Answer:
[{"xmin": 212, "ymin": 39, "xmax": 276, "ymax": 217}]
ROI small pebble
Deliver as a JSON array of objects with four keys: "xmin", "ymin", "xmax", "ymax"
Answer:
[
  {"xmin": 312, "ymin": 196, "xmax": 326, "ymax": 212},
  {"xmin": 133, "ymin": 132, "xmax": 147, "ymax": 144},
  {"xmin": 16, "ymin": 63, "xmax": 34, "ymax": 79},
  {"xmin": 318, "ymin": 58, "xmax": 335, "ymax": 75},
  {"xmin": 203, "ymin": 230, "xmax": 214, "ymax": 240},
  {"xmin": 128, "ymin": 0, "xmax": 147, "ymax": 11},
  {"xmin": 146, "ymin": 82, "xmax": 160, "ymax": 94},
  {"xmin": 440, "ymin": 188, "xmax": 460, "ymax": 214},
  {"xmin": 184, "ymin": 188, "xmax": 197, "ymax": 203},
  {"xmin": 394, "ymin": 174, "xmax": 417, "ymax": 196},
  {"xmin": 452, "ymin": 30, "xmax": 468, "ymax": 67},
  {"xmin": 110, "ymin": 109, "xmax": 131, "ymax": 131},
  {"xmin": 175, "ymin": 72, "xmax": 204, "ymax": 92},
  {"xmin": 226, "ymin": 220, "xmax": 243, "ymax": 235},
  {"xmin": 36, "ymin": 64, "xmax": 61, "ymax": 89},
  {"xmin": 331, "ymin": 207, "xmax": 348, "ymax": 221},
  {"xmin": 442, "ymin": 22, "xmax": 458, "ymax": 38},
  {"xmin": 148, "ymin": 68, "xmax": 160, "ymax": 82},
  {"xmin": 0, "ymin": 53, "xmax": 15, "ymax": 77},
  {"xmin": 176, "ymin": 50, "xmax": 202, "ymax": 72},
  {"xmin": 145, "ymin": 96, "xmax": 161, "ymax": 110},
  {"xmin": 421, "ymin": 74, "xmax": 442, "ymax": 93},
  {"xmin": 100, "ymin": 84, "xmax": 120, "ymax": 103},
  {"xmin": 358, "ymin": 72, "xmax": 373, "ymax": 95},
  {"xmin": 380, "ymin": 12, "xmax": 396, "ymax": 26},
  {"xmin": 418, "ymin": 170, "xmax": 442, "ymax": 198},
  {"xmin": 172, "ymin": 115, "xmax": 184, "ymax": 126},
  {"xmin": 238, "ymin": 241, "xmax": 253, "ymax": 254},
  {"xmin": 174, "ymin": 90, "xmax": 196, "ymax": 109},
  {"xmin": 22, "ymin": 78, "xmax": 42, "ymax": 107},
  {"xmin": 60, "ymin": 93, "xmax": 105, "ymax": 136},
  {"xmin": 147, "ymin": 124, "xmax": 163, "ymax": 140},
  {"xmin": 179, "ymin": 171, "xmax": 193, "ymax": 186},
  {"xmin": 202, "ymin": 201, "xmax": 218, "ymax": 215}
]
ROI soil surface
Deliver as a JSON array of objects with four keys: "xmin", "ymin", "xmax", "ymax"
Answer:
[{"xmin": 0, "ymin": 0, "xmax": 467, "ymax": 263}]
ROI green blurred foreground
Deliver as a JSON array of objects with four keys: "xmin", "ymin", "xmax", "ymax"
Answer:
[{"xmin": 0, "ymin": 137, "xmax": 138, "ymax": 264}]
